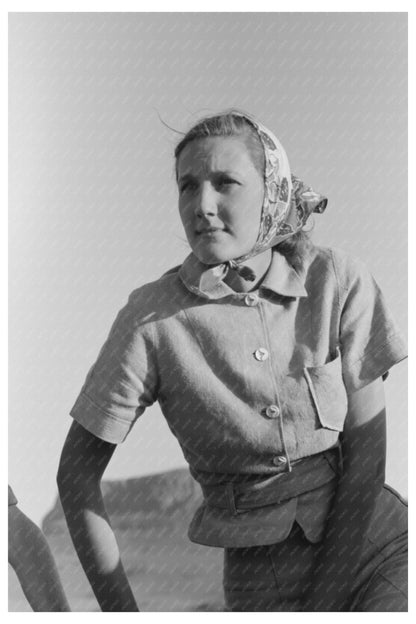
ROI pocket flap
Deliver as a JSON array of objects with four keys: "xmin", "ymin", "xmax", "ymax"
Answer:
[{"xmin": 303, "ymin": 348, "xmax": 348, "ymax": 431}]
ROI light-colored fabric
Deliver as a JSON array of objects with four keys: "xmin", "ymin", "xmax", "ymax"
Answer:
[
  {"xmin": 199, "ymin": 112, "xmax": 328, "ymax": 282},
  {"xmin": 231, "ymin": 114, "xmax": 328, "ymax": 258},
  {"xmin": 188, "ymin": 450, "xmax": 340, "ymax": 547},
  {"xmin": 70, "ymin": 245, "xmax": 407, "ymax": 546}
]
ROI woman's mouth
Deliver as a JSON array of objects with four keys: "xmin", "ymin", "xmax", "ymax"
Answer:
[{"xmin": 196, "ymin": 227, "xmax": 225, "ymax": 236}]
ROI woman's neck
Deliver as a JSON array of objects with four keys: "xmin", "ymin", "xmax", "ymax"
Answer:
[{"xmin": 223, "ymin": 248, "xmax": 273, "ymax": 293}]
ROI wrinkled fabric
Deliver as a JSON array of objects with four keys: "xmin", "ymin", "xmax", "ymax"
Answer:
[
  {"xmin": 70, "ymin": 245, "xmax": 407, "ymax": 547},
  {"xmin": 204, "ymin": 112, "xmax": 328, "ymax": 282},
  {"xmin": 188, "ymin": 448, "xmax": 340, "ymax": 547},
  {"xmin": 232, "ymin": 114, "xmax": 328, "ymax": 256}
]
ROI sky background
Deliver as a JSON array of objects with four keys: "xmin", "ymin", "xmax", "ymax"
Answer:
[{"xmin": 9, "ymin": 12, "xmax": 407, "ymax": 523}]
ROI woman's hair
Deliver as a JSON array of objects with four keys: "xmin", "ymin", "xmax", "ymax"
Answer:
[
  {"xmin": 174, "ymin": 110, "xmax": 313, "ymax": 272},
  {"xmin": 174, "ymin": 111, "xmax": 265, "ymax": 178}
]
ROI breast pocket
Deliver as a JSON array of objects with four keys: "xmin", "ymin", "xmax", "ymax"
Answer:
[{"xmin": 303, "ymin": 348, "xmax": 348, "ymax": 431}]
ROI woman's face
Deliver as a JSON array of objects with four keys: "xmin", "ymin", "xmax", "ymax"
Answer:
[{"xmin": 177, "ymin": 136, "xmax": 264, "ymax": 264}]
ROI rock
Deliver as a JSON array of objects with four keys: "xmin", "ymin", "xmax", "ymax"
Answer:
[
  {"xmin": 35, "ymin": 468, "xmax": 225, "ymax": 612},
  {"xmin": 44, "ymin": 467, "xmax": 204, "ymax": 533}
]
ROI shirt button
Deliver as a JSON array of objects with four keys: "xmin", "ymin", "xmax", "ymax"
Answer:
[
  {"xmin": 254, "ymin": 348, "xmax": 269, "ymax": 361},
  {"xmin": 244, "ymin": 293, "xmax": 259, "ymax": 307},
  {"xmin": 272, "ymin": 455, "xmax": 288, "ymax": 466},
  {"xmin": 265, "ymin": 404, "xmax": 280, "ymax": 418}
]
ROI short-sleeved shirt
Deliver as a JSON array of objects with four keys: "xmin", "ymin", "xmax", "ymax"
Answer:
[{"xmin": 70, "ymin": 245, "xmax": 407, "ymax": 547}]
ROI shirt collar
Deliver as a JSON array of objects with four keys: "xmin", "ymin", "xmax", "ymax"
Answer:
[{"xmin": 178, "ymin": 250, "xmax": 308, "ymax": 300}]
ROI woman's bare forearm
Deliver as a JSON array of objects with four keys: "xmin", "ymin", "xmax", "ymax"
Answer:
[
  {"xmin": 58, "ymin": 478, "xmax": 139, "ymax": 611},
  {"xmin": 57, "ymin": 421, "xmax": 139, "ymax": 611}
]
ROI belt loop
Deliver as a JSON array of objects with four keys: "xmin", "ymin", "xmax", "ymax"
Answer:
[{"xmin": 225, "ymin": 482, "xmax": 238, "ymax": 516}]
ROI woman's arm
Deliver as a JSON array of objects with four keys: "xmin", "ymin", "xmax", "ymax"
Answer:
[
  {"xmin": 57, "ymin": 421, "xmax": 139, "ymax": 611},
  {"xmin": 303, "ymin": 377, "xmax": 386, "ymax": 612}
]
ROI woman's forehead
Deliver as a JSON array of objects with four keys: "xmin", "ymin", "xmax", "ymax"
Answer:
[{"xmin": 177, "ymin": 136, "xmax": 259, "ymax": 178}]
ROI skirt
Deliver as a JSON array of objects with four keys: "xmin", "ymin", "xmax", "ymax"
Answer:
[{"xmin": 223, "ymin": 484, "xmax": 408, "ymax": 612}]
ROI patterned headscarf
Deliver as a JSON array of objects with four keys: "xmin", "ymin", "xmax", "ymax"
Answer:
[{"xmin": 226, "ymin": 113, "xmax": 327, "ymax": 281}]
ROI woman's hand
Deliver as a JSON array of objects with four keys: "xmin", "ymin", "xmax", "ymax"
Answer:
[
  {"xmin": 57, "ymin": 421, "xmax": 139, "ymax": 611},
  {"xmin": 302, "ymin": 377, "xmax": 386, "ymax": 612}
]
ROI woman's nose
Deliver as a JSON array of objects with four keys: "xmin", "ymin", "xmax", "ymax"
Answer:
[{"xmin": 195, "ymin": 184, "xmax": 218, "ymax": 217}]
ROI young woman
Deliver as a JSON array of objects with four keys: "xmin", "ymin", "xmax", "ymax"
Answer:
[{"xmin": 57, "ymin": 111, "xmax": 407, "ymax": 612}]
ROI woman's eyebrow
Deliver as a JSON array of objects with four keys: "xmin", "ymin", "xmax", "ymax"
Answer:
[
  {"xmin": 178, "ymin": 170, "xmax": 241, "ymax": 184},
  {"xmin": 211, "ymin": 170, "xmax": 241, "ymax": 177}
]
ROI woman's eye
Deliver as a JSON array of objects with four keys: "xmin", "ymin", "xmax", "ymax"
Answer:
[
  {"xmin": 217, "ymin": 178, "xmax": 236, "ymax": 189},
  {"xmin": 180, "ymin": 182, "xmax": 197, "ymax": 193}
]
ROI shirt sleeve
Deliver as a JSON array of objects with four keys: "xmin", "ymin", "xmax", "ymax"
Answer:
[
  {"xmin": 69, "ymin": 291, "xmax": 159, "ymax": 444},
  {"xmin": 333, "ymin": 251, "xmax": 407, "ymax": 393}
]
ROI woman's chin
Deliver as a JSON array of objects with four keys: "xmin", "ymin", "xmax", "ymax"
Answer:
[
  {"xmin": 191, "ymin": 242, "xmax": 233, "ymax": 265},
  {"xmin": 194, "ymin": 251, "xmax": 230, "ymax": 265}
]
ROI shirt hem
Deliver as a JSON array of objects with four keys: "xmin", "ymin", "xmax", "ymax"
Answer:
[{"xmin": 69, "ymin": 392, "xmax": 133, "ymax": 444}]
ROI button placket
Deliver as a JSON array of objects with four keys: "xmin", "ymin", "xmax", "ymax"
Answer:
[{"xmin": 256, "ymin": 302, "xmax": 292, "ymax": 472}]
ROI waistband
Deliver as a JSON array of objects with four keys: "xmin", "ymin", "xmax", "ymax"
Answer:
[{"xmin": 200, "ymin": 446, "xmax": 342, "ymax": 516}]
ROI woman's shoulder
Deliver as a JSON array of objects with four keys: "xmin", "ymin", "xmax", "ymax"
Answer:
[
  {"xmin": 121, "ymin": 264, "xmax": 186, "ymax": 320},
  {"xmin": 306, "ymin": 244, "xmax": 372, "ymax": 290}
]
